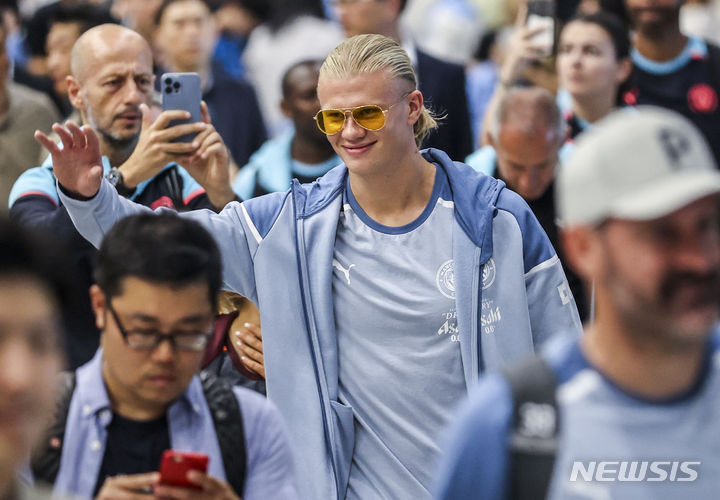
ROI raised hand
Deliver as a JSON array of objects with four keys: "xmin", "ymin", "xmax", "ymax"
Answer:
[
  {"xmin": 34, "ymin": 121, "xmax": 104, "ymax": 199},
  {"xmin": 499, "ymin": 2, "xmax": 552, "ymax": 86},
  {"xmin": 177, "ymin": 102, "xmax": 235, "ymax": 211},
  {"xmin": 119, "ymin": 103, "xmax": 209, "ymax": 188}
]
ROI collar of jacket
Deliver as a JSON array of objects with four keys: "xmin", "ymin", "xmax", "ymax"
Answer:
[{"xmin": 290, "ymin": 147, "xmax": 503, "ymax": 265}]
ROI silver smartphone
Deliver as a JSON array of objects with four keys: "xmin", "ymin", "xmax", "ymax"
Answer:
[
  {"xmin": 161, "ymin": 72, "xmax": 202, "ymax": 143},
  {"xmin": 526, "ymin": 0, "xmax": 555, "ymax": 57}
]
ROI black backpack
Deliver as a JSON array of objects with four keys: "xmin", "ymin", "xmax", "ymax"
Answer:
[
  {"xmin": 503, "ymin": 357, "xmax": 561, "ymax": 500},
  {"xmin": 30, "ymin": 370, "xmax": 247, "ymax": 496}
]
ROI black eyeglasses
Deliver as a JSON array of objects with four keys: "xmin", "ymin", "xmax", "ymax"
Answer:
[{"xmin": 107, "ymin": 301, "xmax": 212, "ymax": 352}]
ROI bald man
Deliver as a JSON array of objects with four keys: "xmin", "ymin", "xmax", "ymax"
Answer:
[
  {"xmin": 467, "ymin": 86, "xmax": 589, "ymax": 320},
  {"xmin": 9, "ymin": 24, "xmax": 236, "ymax": 369}
]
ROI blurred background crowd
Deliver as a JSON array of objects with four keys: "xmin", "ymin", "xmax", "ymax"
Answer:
[{"xmin": 2, "ymin": 0, "xmax": 716, "ymax": 210}]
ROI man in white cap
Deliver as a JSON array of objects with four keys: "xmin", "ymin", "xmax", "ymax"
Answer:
[{"xmin": 435, "ymin": 106, "xmax": 720, "ymax": 500}]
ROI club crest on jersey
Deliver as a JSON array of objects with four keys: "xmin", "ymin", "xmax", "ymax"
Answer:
[
  {"xmin": 482, "ymin": 258, "xmax": 496, "ymax": 290},
  {"xmin": 436, "ymin": 259, "xmax": 455, "ymax": 299}
]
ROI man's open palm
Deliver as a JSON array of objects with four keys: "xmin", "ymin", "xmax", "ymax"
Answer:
[{"xmin": 35, "ymin": 121, "xmax": 104, "ymax": 198}]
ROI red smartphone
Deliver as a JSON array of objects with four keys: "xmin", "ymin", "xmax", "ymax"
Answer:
[{"xmin": 159, "ymin": 450, "xmax": 209, "ymax": 490}]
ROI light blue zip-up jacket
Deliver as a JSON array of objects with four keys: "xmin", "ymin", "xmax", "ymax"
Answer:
[{"xmin": 59, "ymin": 148, "xmax": 582, "ymax": 500}]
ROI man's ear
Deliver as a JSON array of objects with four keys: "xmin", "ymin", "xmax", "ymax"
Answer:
[
  {"xmin": 560, "ymin": 225, "xmax": 603, "ymax": 283},
  {"xmin": 388, "ymin": 0, "xmax": 404, "ymax": 18},
  {"xmin": 89, "ymin": 284, "xmax": 107, "ymax": 331},
  {"xmin": 616, "ymin": 57, "xmax": 633, "ymax": 87},
  {"xmin": 66, "ymin": 76, "xmax": 84, "ymax": 110},
  {"xmin": 406, "ymin": 89, "xmax": 424, "ymax": 126},
  {"xmin": 280, "ymin": 98, "xmax": 292, "ymax": 119},
  {"xmin": 487, "ymin": 131, "xmax": 496, "ymax": 149}
]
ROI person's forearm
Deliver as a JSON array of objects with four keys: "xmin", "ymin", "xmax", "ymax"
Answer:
[{"xmin": 206, "ymin": 186, "xmax": 237, "ymax": 211}]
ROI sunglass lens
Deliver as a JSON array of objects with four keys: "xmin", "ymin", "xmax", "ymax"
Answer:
[
  {"xmin": 318, "ymin": 109, "xmax": 346, "ymax": 135},
  {"xmin": 353, "ymin": 105, "xmax": 385, "ymax": 130}
]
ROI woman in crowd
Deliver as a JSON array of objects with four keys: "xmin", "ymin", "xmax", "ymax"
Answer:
[
  {"xmin": 480, "ymin": 8, "xmax": 631, "ymax": 146},
  {"xmin": 556, "ymin": 11, "xmax": 632, "ymax": 139}
]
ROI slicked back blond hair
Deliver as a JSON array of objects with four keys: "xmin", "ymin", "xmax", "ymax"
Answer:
[{"xmin": 320, "ymin": 34, "xmax": 438, "ymax": 147}]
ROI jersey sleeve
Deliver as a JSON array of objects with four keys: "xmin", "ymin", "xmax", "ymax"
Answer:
[
  {"xmin": 9, "ymin": 165, "xmax": 59, "ymax": 209},
  {"xmin": 58, "ymin": 179, "xmax": 269, "ymax": 302},
  {"xmin": 434, "ymin": 373, "xmax": 513, "ymax": 500},
  {"xmin": 234, "ymin": 388, "xmax": 299, "ymax": 500},
  {"xmin": 175, "ymin": 165, "xmax": 212, "ymax": 209},
  {"xmin": 496, "ymin": 188, "xmax": 583, "ymax": 345}
]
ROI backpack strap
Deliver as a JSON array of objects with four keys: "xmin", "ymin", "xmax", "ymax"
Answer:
[
  {"xmin": 30, "ymin": 371, "xmax": 77, "ymax": 486},
  {"xmin": 502, "ymin": 356, "xmax": 560, "ymax": 500},
  {"xmin": 199, "ymin": 370, "xmax": 247, "ymax": 496}
]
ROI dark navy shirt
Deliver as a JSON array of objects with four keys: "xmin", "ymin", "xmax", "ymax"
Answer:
[
  {"xmin": 94, "ymin": 413, "xmax": 170, "ymax": 496},
  {"xmin": 626, "ymin": 37, "xmax": 720, "ymax": 163}
]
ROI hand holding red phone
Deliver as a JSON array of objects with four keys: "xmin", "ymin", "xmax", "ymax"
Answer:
[
  {"xmin": 95, "ymin": 472, "xmax": 161, "ymax": 500},
  {"xmin": 155, "ymin": 451, "xmax": 240, "ymax": 500},
  {"xmin": 154, "ymin": 470, "xmax": 240, "ymax": 500}
]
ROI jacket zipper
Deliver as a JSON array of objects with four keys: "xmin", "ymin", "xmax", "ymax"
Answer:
[
  {"xmin": 471, "ymin": 249, "xmax": 483, "ymax": 376},
  {"xmin": 292, "ymin": 190, "xmax": 341, "ymax": 496}
]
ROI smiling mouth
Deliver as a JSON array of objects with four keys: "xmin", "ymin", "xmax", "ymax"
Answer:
[{"xmin": 343, "ymin": 142, "xmax": 376, "ymax": 155}]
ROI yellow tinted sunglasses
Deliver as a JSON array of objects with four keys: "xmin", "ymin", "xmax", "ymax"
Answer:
[{"xmin": 314, "ymin": 93, "xmax": 410, "ymax": 135}]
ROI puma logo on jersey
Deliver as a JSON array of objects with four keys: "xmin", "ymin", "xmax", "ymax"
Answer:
[{"xmin": 332, "ymin": 259, "xmax": 355, "ymax": 284}]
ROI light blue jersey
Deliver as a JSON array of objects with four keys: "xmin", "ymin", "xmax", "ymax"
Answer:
[
  {"xmin": 334, "ymin": 165, "xmax": 466, "ymax": 499},
  {"xmin": 58, "ymin": 148, "xmax": 583, "ymax": 499},
  {"xmin": 435, "ymin": 330, "xmax": 720, "ymax": 500}
]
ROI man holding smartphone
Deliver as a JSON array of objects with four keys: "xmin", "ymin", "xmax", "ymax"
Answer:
[
  {"xmin": 31, "ymin": 214, "xmax": 298, "ymax": 500},
  {"xmin": 10, "ymin": 24, "xmax": 237, "ymax": 370}
]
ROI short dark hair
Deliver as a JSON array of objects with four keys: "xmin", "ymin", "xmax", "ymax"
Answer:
[
  {"xmin": 566, "ymin": 10, "xmax": 630, "ymax": 60},
  {"xmin": 95, "ymin": 214, "xmax": 222, "ymax": 309},
  {"xmin": 0, "ymin": 218, "xmax": 72, "ymax": 309},
  {"xmin": 601, "ymin": 0, "xmax": 631, "ymax": 27},
  {"xmin": 155, "ymin": 0, "xmax": 211, "ymax": 25},
  {"xmin": 49, "ymin": 3, "xmax": 116, "ymax": 33},
  {"xmin": 281, "ymin": 58, "xmax": 322, "ymax": 98}
]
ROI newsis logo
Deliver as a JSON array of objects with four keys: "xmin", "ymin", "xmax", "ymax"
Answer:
[{"xmin": 569, "ymin": 461, "xmax": 700, "ymax": 483}]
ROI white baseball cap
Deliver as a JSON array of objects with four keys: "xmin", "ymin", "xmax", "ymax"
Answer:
[{"xmin": 557, "ymin": 106, "xmax": 720, "ymax": 226}]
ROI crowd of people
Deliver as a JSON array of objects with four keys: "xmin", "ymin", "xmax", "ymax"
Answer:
[{"xmin": 1, "ymin": 0, "xmax": 719, "ymax": 499}]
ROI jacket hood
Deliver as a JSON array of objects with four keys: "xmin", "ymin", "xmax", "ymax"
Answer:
[{"xmin": 291, "ymin": 148, "xmax": 504, "ymax": 263}]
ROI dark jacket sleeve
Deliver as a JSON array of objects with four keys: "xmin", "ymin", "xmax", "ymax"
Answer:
[
  {"xmin": 416, "ymin": 49, "xmax": 474, "ymax": 161},
  {"xmin": 10, "ymin": 195, "xmax": 101, "ymax": 368}
]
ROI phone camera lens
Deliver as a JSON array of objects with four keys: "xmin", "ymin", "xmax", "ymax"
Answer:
[
  {"xmin": 165, "ymin": 87, "xmax": 172, "ymax": 94},
  {"xmin": 173, "ymin": 82, "xmax": 181, "ymax": 90},
  {"xmin": 164, "ymin": 77, "xmax": 172, "ymax": 85}
]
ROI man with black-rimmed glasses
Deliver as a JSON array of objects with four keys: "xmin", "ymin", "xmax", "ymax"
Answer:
[{"xmin": 29, "ymin": 213, "xmax": 298, "ymax": 500}]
